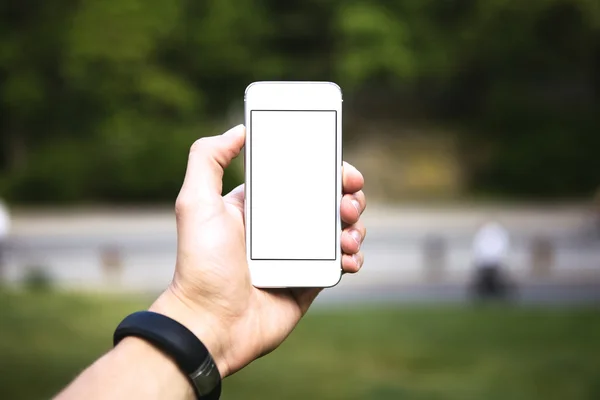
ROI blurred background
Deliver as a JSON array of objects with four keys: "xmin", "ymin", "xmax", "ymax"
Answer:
[{"xmin": 1, "ymin": 0, "xmax": 600, "ymax": 399}]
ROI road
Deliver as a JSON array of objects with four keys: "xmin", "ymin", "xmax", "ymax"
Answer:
[{"xmin": 4, "ymin": 204, "xmax": 600, "ymax": 304}]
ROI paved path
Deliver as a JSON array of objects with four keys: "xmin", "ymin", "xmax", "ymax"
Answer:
[{"xmin": 4, "ymin": 204, "xmax": 600, "ymax": 304}]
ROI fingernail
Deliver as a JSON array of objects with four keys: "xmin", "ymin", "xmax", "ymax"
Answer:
[
  {"xmin": 350, "ymin": 229, "xmax": 361, "ymax": 248},
  {"xmin": 351, "ymin": 199, "xmax": 361, "ymax": 214},
  {"xmin": 353, "ymin": 253, "xmax": 361, "ymax": 267}
]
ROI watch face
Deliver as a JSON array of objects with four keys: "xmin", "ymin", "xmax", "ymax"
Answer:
[{"xmin": 189, "ymin": 356, "xmax": 221, "ymax": 397}]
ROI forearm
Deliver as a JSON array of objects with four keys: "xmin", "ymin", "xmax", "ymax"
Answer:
[{"xmin": 55, "ymin": 337, "xmax": 194, "ymax": 400}]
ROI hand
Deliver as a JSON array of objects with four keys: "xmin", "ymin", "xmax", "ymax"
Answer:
[{"xmin": 150, "ymin": 124, "xmax": 367, "ymax": 378}]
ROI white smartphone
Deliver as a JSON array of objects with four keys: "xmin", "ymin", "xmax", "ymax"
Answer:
[{"xmin": 244, "ymin": 81, "xmax": 343, "ymax": 288}]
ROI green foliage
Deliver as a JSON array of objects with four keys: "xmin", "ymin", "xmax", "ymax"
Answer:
[
  {"xmin": 336, "ymin": 3, "xmax": 416, "ymax": 87},
  {"xmin": 0, "ymin": 0, "xmax": 599, "ymax": 202}
]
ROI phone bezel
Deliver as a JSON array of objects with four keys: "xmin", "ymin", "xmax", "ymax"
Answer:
[{"xmin": 244, "ymin": 81, "xmax": 343, "ymax": 288}]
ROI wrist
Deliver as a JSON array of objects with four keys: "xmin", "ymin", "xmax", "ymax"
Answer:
[{"xmin": 149, "ymin": 286, "xmax": 231, "ymax": 379}]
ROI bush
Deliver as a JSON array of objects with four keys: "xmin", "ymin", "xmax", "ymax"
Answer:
[
  {"xmin": 22, "ymin": 267, "xmax": 54, "ymax": 292},
  {"xmin": 4, "ymin": 121, "xmax": 243, "ymax": 204}
]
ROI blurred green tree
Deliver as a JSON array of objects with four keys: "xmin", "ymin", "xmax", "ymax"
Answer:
[{"xmin": 0, "ymin": 0, "xmax": 598, "ymax": 203}]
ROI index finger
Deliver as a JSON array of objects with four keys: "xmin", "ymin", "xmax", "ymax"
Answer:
[{"xmin": 342, "ymin": 161, "xmax": 364, "ymax": 194}]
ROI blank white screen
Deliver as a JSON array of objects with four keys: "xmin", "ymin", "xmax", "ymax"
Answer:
[{"xmin": 251, "ymin": 110, "xmax": 337, "ymax": 260}]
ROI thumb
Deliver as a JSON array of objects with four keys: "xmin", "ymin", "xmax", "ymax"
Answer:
[{"xmin": 179, "ymin": 125, "xmax": 245, "ymax": 202}]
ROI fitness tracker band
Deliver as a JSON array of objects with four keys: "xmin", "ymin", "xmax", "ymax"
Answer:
[{"xmin": 113, "ymin": 311, "xmax": 221, "ymax": 400}]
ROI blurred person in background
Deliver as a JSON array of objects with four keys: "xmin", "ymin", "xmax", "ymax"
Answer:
[
  {"xmin": 0, "ymin": 198, "xmax": 10, "ymax": 281},
  {"xmin": 469, "ymin": 221, "xmax": 512, "ymax": 301}
]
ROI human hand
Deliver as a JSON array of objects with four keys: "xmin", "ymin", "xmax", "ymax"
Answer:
[{"xmin": 150, "ymin": 124, "xmax": 367, "ymax": 378}]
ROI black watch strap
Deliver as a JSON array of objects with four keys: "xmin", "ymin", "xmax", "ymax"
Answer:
[{"xmin": 113, "ymin": 311, "xmax": 221, "ymax": 400}]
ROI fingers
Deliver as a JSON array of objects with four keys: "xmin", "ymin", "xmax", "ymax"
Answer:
[
  {"xmin": 178, "ymin": 125, "xmax": 245, "ymax": 206},
  {"xmin": 342, "ymin": 252, "xmax": 363, "ymax": 274},
  {"xmin": 340, "ymin": 161, "xmax": 365, "ymax": 275},
  {"xmin": 340, "ymin": 191, "xmax": 366, "ymax": 225},
  {"xmin": 342, "ymin": 161, "xmax": 364, "ymax": 194},
  {"xmin": 341, "ymin": 220, "xmax": 365, "ymax": 274},
  {"xmin": 341, "ymin": 221, "xmax": 366, "ymax": 254}
]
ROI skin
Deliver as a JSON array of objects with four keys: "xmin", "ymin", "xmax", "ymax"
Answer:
[{"xmin": 56, "ymin": 125, "xmax": 367, "ymax": 399}]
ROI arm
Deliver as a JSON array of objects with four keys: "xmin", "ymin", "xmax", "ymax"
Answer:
[
  {"xmin": 55, "ymin": 290, "xmax": 227, "ymax": 400},
  {"xmin": 55, "ymin": 337, "xmax": 194, "ymax": 400}
]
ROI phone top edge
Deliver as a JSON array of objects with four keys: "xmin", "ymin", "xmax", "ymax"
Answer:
[{"xmin": 244, "ymin": 81, "xmax": 343, "ymax": 101}]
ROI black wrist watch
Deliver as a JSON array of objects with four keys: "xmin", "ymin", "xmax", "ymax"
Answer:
[{"xmin": 114, "ymin": 311, "xmax": 222, "ymax": 400}]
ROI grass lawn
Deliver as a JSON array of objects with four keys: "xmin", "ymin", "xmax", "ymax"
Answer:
[{"xmin": 1, "ymin": 289, "xmax": 600, "ymax": 400}]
